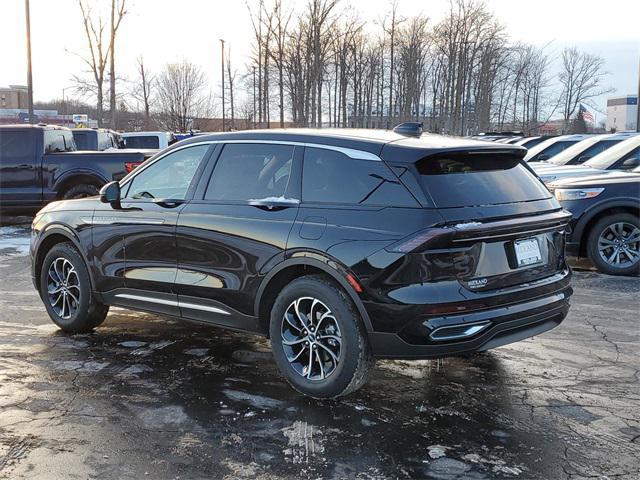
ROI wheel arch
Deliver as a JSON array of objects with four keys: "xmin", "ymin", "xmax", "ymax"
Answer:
[
  {"xmin": 54, "ymin": 171, "xmax": 108, "ymax": 199},
  {"xmin": 576, "ymin": 199, "xmax": 640, "ymax": 257},
  {"xmin": 255, "ymin": 257, "xmax": 373, "ymax": 337},
  {"xmin": 34, "ymin": 225, "xmax": 95, "ymax": 292}
]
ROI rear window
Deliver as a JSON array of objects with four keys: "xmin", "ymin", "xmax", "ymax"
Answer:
[
  {"xmin": 73, "ymin": 131, "xmax": 91, "ymax": 150},
  {"xmin": 124, "ymin": 136, "xmax": 159, "ymax": 149},
  {"xmin": 416, "ymin": 153, "xmax": 551, "ymax": 208}
]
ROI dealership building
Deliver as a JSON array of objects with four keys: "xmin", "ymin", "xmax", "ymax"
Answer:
[{"xmin": 606, "ymin": 94, "xmax": 638, "ymax": 132}]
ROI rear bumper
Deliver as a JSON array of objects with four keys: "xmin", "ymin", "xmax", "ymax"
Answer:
[{"xmin": 368, "ymin": 286, "xmax": 572, "ymax": 359}]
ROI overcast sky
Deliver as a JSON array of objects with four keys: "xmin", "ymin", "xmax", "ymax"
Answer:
[{"xmin": 2, "ymin": 0, "xmax": 638, "ymax": 122}]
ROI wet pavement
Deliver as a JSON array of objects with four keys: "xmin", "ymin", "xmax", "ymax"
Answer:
[{"xmin": 0, "ymin": 221, "xmax": 639, "ymax": 479}]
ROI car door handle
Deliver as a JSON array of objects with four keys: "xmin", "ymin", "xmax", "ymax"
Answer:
[
  {"xmin": 248, "ymin": 197, "xmax": 300, "ymax": 211},
  {"xmin": 153, "ymin": 198, "xmax": 184, "ymax": 208}
]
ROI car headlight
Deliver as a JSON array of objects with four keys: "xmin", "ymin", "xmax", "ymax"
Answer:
[{"xmin": 554, "ymin": 188, "xmax": 604, "ymax": 201}]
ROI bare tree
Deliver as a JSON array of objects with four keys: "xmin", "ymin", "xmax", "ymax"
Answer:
[
  {"xmin": 156, "ymin": 61, "xmax": 209, "ymax": 133},
  {"xmin": 558, "ymin": 47, "xmax": 612, "ymax": 132},
  {"xmin": 268, "ymin": 0, "xmax": 292, "ymax": 127},
  {"xmin": 74, "ymin": 0, "xmax": 109, "ymax": 126},
  {"xmin": 109, "ymin": 0, "xmax": 127, "ymax": 129},
  {"xmin": 130, "ymin": 56, "xmax": 155, "ymax": 129}
]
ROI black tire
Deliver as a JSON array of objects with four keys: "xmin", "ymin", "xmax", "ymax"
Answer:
[
  {"xmin": 62, "ymin": 184, "xmax": 99, "ymax": 200},
  {"xmin": 269, "ymin": 274, "xmax": 374, "ymax": 399},
  {"xmin": 586, "ymin": 213, "xmax": 640, "ymax": 276},
  {"xmin": 40, "ymin": 242, "xmax": 109, "ymax": 333}
]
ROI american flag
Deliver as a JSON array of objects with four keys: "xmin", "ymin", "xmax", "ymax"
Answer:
[{"xmin": 579, "ymin": 104, "xmax": 594, "ymax": 122}]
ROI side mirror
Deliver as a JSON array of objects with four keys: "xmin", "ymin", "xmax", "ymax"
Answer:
[{"xmin": 99, "ymin": 181, "xmax": 121, "ymax": 209}]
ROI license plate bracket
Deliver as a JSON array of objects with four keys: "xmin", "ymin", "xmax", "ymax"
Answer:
[{"xmin": 513, "ymin": 237, "xmax": 543, "ymax": 268}]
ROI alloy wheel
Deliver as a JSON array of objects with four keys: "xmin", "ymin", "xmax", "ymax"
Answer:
[
  {"xmin": 281, "ymin": 297, "xmax": 342, "ymax": 381},
  {"xmin": 47, "ymin": 257, "xmax": 81, "ymax": 319},
  {"xmin": 597, "ymin": 222, "xmax": 640, "ymax": 268}
]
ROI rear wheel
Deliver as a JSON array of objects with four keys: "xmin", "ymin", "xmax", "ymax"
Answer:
[
  {"xmin": 40, "ymin": 243, "xmax": 109, "ymax": 333},
  {"xmin": 586, "ymin": 213, "xmax": 640, "ymax": 276},
  {"xmin": 269, "ymin": 275, "xmax": 373, "ymax": 399}
]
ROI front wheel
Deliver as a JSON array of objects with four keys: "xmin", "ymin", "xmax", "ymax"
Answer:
[
  {"xmin": 586, "ymin": 213, "xmax": 640, "ymax": 276},
  {"xmin": 269, "ymin": 275, "xmax": 374, "ymax": 399},
  {"xmin": 40, "ymin": 243, "xmax": 109, "ymax": 333}
]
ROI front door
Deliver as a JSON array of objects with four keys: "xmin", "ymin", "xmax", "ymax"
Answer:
[
  {"xmin": 175, "ymin": 143, "xmax": 301, "ymax": 331},
  {"xmin": 95, "ymin": 143, "xmax": 213, "ymax": 316}
]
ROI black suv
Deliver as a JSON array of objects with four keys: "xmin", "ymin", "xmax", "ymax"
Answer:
[{"xmin": 30, "ymin": 129, "xmax": 572, "ymax": 398}]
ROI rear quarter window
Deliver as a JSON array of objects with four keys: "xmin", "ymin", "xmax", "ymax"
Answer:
[
  {"xmin": 416, "ymin": 153, "xmax": 551, "ymax": 208},
  {"xmin": 44, "ymin": 130, "xmax": 76, "ymax": 153},
  {"xmin": 302, "ymin": 147, "xmax": 418, "ymax": 207}
]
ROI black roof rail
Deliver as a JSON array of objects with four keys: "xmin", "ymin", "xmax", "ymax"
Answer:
[{"xmin": 393, "ymin": 122, "xmax": 423, "ymax": 137}]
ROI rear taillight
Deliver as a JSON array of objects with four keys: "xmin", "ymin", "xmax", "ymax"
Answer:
[
  {"xmin": 125, "ymin": 162, "xmax": 141, "ymax": 173},
  {"xmin": 385, "ymin": 228, "xmax": 453, "ymax": 253}
]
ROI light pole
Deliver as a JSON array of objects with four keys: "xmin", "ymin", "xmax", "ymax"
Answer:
[
  {"xmin": 25, "ymin": 0, "xmax": 34, "ymax": 124},
  {"xmin": 220, "ymin": 39, "xmax": 225, "ymax": 132}
]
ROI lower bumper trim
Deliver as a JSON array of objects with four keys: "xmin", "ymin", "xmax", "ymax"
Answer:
[{"xmin": 369, "ymin": 300, "xmax": 569, "ymax": 359}]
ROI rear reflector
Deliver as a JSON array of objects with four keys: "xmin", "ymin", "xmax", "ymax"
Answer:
[
  {"xmin": 346, "ymin": 273, "xmax": 363, "ymax": 294},
  {"xmin": 125, "ymin": 162, "xmax": 141, "ymax": 173}
]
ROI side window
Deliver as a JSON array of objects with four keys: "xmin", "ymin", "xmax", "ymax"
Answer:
[
  {"xmin": 617, "ymin": 147, "xmax": 640, "ymax": 171},
  {"xmin": 302, "ymin": 147, "xmax": 418, "ymax": 207},
  {"xmin": 44, "ymin": 130, "xmax": 68, "ymax": 153},
  {"xmin": 124, "ymin": 144, "xmax": 209, "ymax": 200},
  {"xmin": 97, "ymin": 132, "xmax": 111, "ymax": 150},
  {"xmin": 205, "ymin": 143, "xmax": 295, "ymax": 201}
]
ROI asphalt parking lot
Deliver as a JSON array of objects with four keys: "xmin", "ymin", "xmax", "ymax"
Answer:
[{"xmin": 0, "ymin": 219, "xmax": 638, "ymax": 480}]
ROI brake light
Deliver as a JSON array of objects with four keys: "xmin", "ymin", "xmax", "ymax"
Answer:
[{"xmin": 125, "ymin": 162, "xmax": 141, "ymax": 173}]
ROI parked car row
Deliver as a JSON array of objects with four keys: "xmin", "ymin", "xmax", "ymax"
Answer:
[{"xmin": 0, "ymin": 124, "xmax": 146, "ymax": 210}]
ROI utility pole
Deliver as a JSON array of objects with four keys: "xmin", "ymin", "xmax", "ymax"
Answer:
[
  {"xmin": 220, "ymin": 39, "xmax": 225, "ymax": 132},
  {"xmin": 25, "ymin": 0, "xmax": 34, "ymax": 124}
]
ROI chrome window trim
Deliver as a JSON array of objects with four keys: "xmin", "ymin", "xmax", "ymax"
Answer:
[
  {"xmin": 218, "ymin": 140, "xmax": 382, "ymax": 161},
  {"xmin": 121, "ymin": 139, "xmax": 382, "ymax": 187}
]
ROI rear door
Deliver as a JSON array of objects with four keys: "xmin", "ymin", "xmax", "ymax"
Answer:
[
  {"xmin": 0, "ymin": 129, "xmax": 40, "ymax": 207},
  {"xmin": 175, "ymin": 142, "xmax": 301, "ymax": 330}
]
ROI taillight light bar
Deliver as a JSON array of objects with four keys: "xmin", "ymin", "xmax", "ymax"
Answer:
[{"xmin": 385, "ymin": 228, "xmax": 453, "ymax": 253}]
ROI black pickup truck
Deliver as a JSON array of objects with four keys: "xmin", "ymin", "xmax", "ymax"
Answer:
[{"xmin": 0, "ymin": 124, "xmax": 145, "ymax": 211}]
